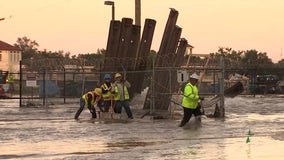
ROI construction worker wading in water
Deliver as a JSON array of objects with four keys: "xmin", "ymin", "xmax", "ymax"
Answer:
[
  {"xmin": 179, "ymin": 73, "xmax": 203, "ymax": 127},
  {"xmin": 98, "ymin": 74, "xmax": 114, "ymax": 112},
  {"xmin": 112, "ymin": 73, "xmax": 133, "ymax": 119},
  {"xmin": 74, "ymin": 88, "xmax": 102, "ymax": 120}
]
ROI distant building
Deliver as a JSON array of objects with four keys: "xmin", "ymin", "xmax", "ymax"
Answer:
[{"xmin": 0, "ymin": 40, "xmax": 22, "ymax": 74}]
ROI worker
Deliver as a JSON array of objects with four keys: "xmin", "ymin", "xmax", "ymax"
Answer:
[
  {"xmin": 74, "ymin": 88, "xmax": 102, "ymax": 120},
  {"xmin": 179, "ymin": 73, "xmax": 202, "ymax": 127},
  {"xmin": 112, "ymin": 73, "xmax": 133, "ymax": 119},
  {"xmin": 98, "ymin": 73, "xmax": 114, "ymax": 112}
]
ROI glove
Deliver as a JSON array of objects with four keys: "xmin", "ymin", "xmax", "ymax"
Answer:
[{"xmin": 194, "ymin": 95, "xmax": 199, "ymax": 100}]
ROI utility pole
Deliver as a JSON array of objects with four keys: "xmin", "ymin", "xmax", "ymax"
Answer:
[
  {"xmin": 135, "ymin": 0, "xmax": 141, "ymax": 38},
  {"xmin": 281, "ymin": 48, "xmax": 283, "ymax": 60},
  {"xmin": 135, "ymin": 0, "xmax": 141, "ymax": 26}
]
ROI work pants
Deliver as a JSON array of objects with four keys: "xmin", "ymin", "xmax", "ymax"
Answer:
[
  {"xmin": 114, "ymin": 100, "xmax": 133, "ymax": 119},
  {"xmin": 179, "ymin": 106, "xmax": 201, "ymax": 127},
  {"xmin": 97, "ymin": 99, "xmax": 111, "ymax": 112},
  {"xmin": 74, "ymin": 98, "xmax": 96, "ymax": 119}
]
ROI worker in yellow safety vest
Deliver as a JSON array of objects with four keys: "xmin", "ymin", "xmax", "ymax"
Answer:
[
  {"xmin": 98, "ymin": 74, "xmax": 114, "ymax": 112},
  {"xmin": 111, "ymin": 73, "xmax": 133, "ymax": 119},
  {"xmin": 179, "ymin": 73, "xmax": 202, "ymax": 127},
  {"xmin": 74, "ymin": 88, "xmax": 102, "ymax": 120}
]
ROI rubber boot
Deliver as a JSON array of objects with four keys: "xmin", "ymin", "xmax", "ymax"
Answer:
[
  {"xmin": 91, "ymin": 111, "xmax": 97, "ymax": 119},
  {"xmin": 179, "ymin": 121, "xmax": 186, "ymax": 127},
  {"xmin": 75, "ymin": 107, "xmax": 84, "ymax": 120}
]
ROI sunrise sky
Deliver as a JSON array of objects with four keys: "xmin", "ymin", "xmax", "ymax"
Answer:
[{"xmin": 1, "ymin": 0, "xmax": 283, "ymax": 62}]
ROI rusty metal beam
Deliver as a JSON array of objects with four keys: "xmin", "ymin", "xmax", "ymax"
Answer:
[
  {"xmin": 155, "ymin": 25, "xmax": 182, "ymax": 110},
  {"xmin": 117, "ymin": 18, "xmax": 133, "ymax": 59},
  {"xmin": 104, "ymin": 20, "xmax": 121, "ymax": 72},
  {"xmin": 126, "ymin": 24, "xmax": 141, "ymax": 97},
  {"xmin": 144, "ymin": 9, "xmax": 180, "ymax": 110},
  {"xmin": 133, "ymin": 19, "xmax": 156, "ymax": 93},
  {"xmin": 156, "ymin": 8, "xmax": 179, "ymax": 67}
]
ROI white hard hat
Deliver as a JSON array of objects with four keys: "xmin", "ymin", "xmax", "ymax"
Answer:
[{"xmin": 190, "ymin": 73, "xmax": 199, "ymax": 80}]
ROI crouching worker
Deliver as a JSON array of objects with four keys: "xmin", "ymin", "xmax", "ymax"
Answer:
[{"xmin": 74, "ymin": 88, "xmax": 102, "ymax": 120}]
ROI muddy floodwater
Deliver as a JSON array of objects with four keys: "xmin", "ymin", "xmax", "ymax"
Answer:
[{"xmin": 1, "ymin": 95, "xmax": 284, "ymax": 160}]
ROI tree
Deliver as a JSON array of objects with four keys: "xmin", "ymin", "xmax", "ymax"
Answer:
[
  {"xmin": 210, "ymin": 47, "xmax": 243, "ymax": 66},
  {"xmin": 277, "ymin": 59, "xmax": 284, "ymax": 67},
  {"xmin": 76, "ymin": 50, "xmax": 105, "ymax": 68},
  {"xmin": 14, "ymin": 36, "xmax": 39, "ymax": 60},
  {"xmin": 241, "ymin": 49, "xmax": 273, "ymax": 67},
  {"xmin": 227, "ymin": 50, "xmax": 243, "ymax": 66},
  {"xmin": 257, "ymin": 52, "xmax": 273, "ymax": 66}
]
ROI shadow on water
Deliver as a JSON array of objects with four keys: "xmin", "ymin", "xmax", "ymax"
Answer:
[
  {"xmin": 106, "ymin": 140, "xmax": 169, "ymax": 149},
  {"xmin": 0, "ymin": 154, "xmax": 39, "ymax": 160}
]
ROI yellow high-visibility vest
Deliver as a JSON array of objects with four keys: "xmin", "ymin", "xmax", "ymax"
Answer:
[
  {"xmin": 114, "ymin": 85, "xmax": 129, "ymax": 100},
  {"xmin": 181, "ymin": 83, "xmax": 199, "ymax": 109},
  {"xmin": 82, "ymin": 91, "xmax": 95, "ymax": 107},
  {"xmin": 101, "ymin": 83, "xmax": 113, "ymax": 100}
]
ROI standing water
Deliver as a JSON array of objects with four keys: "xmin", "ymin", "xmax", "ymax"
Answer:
[{"xmin": 0, "ymin": 95, "xmax": 284, "ymax": 160}]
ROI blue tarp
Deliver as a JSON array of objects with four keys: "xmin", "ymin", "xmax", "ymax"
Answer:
[{"xmin": 38, "ymin": 81, "xmax": 59, "ymax": 97}]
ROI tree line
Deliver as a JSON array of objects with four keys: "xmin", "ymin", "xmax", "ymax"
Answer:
[
  {"xmin": 15, "ymin": 36, "xmax": 284, "ymax": 76},
  {"xmin": 14, "ymin": 36, "xmax": 105, "ymax": 63}
]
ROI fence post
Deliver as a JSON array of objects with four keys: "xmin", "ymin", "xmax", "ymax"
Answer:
[
  {"xmin": 19, "ymin": 60, "xmax": 22, "ymax": 107},
  {"xmin": 43, "ymin": 68, "xmax": 46, "ymax": 107},
  {"xmin": 150, "ymin": 57, "xmax": 155, "ymax": 115},
  {"xmin": 63, "ymin": 68, "xmax": 66, "ymax": 104},
  {"xmin": 219, "ymin": 56, "xmax": 225, "ymax": 117}
]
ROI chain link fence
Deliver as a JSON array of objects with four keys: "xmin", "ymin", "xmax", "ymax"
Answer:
[{"xmin": 4, "ymin": 57, "xmax": 244, "ymax": 110}]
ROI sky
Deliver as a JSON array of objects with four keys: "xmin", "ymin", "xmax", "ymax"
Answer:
[{"xmin": 1, "ymin": 0, "xmax": 284, "ymax": 62}]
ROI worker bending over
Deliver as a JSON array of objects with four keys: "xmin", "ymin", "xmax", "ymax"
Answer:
[{"xmin": 74, "ymin": 88, "xmax": 102, "ymax": 120}]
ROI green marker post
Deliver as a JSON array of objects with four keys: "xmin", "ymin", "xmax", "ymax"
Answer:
[{"xmin": 246, "ymin": 129, "xmax": 253, "ymax": 143}]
